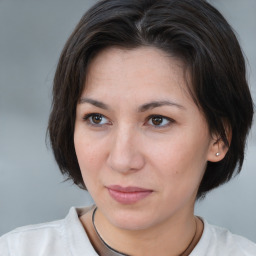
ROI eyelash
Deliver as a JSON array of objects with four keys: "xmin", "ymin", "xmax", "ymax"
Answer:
[
  {"xmin": 83, "ymin": 113, "xmax": 111, "ymax": 127},
  {"xmin": 146, "ymin": 115, "xmax": 174, "ymax": 128},
  {"xmin": 83, "ymin": 113, "xmax": 174, "ymax": 128}
]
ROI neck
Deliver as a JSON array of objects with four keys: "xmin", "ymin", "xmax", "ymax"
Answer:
[{"xmin": 91, "ymin": 207, "xmax": 203, "ymax": 256}]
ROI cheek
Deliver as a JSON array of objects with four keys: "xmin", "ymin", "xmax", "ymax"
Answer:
[
  {"xmin": 146, "ymin": 132, "xmax": 208, "ymax": 190},
  {"xmin": 146, "ymin": 134, "xmax": 193, "ymax": 171},
  {"xmin": 74, "ymin": 128, "xmax": 105, "ymax": 184}
]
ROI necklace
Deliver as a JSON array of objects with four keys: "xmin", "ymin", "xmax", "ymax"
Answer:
[
  {"xmin": 91, "ymin": 207, "xmax": 198, "ymax": 256},
  {"xmin": 92, "ymin": 207, "xmax": 128, "ymax": 256}
]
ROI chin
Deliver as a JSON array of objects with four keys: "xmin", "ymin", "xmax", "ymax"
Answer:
[
  {"xmin": 112, "ymin": 218, "xmax": 152, "ymax": 231},
  {"xmin": 106, "ymin": 207, "xmax": 157, "ymax": 231}
]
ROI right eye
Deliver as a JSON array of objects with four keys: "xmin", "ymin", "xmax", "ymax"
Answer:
[{"xmin": 83, "ymin": 113, "xmax": 111, "ymax": 126}]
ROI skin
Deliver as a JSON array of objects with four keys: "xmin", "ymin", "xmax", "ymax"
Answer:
[{"xmin": 75, "ymin": 47, "xmax": 227, "ymax": 256}]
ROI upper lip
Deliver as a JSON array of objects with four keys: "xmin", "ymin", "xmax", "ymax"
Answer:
[{"xmin": 107, "ymin": 185, "xmax": 152, "ymax": 192}]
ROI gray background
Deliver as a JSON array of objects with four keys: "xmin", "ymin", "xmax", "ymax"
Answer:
[{"xmin": 0, "ymin": 0, "xmax": 255, "ymax": 242}]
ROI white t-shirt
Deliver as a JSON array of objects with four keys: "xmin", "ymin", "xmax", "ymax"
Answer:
[{"xmin": 1, "ymin": 206, "xmax": 256, "ymax": 256}]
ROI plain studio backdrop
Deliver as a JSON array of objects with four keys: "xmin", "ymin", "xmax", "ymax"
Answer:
[{"xmin": 0, "ymin": 0, "xmax": 255, "ymax": 241}]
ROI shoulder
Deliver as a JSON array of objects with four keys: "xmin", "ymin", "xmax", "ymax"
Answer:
[
  {"xmin": 210, "ymin": 224, "xmax": 256, "ymax": 255},
  {"xmin": 0, "ymin": 206, "xmax": 97, "ymax": 256},
  {"xmin": 0, "ymin": 218, "xmax": 67, "ymax": 256},
  {"xmin": 191, "ymin": 218, "xmax": 256, "ymax": 256}
]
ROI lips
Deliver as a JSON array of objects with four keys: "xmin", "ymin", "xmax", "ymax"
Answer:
[{"xmin": 107, "ymin": 185, "xmax": 153, "ymax": 204}]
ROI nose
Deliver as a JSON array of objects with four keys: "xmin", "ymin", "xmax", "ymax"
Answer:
[{"xmin": 106, "ymin": 125, "xmax": 145, "ymax": 173}]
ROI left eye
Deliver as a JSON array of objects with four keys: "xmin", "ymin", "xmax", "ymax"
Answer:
[{"xmin": 147, "ymin": 115, "xmax": 172, "ymax": 127}]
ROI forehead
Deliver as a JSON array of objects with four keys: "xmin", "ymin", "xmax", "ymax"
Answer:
[
  {"xmin": 84, "ymin": 46, "xmax": 191, "ymax": 96},
  {"xmin": 87, "ymin": 46, "xmax": 185, "ymax": 76}
]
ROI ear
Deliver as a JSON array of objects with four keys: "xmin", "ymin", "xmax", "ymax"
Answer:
[{"xmin": 207, "ymin": 125, "xmax": 232, "ymax": 163}]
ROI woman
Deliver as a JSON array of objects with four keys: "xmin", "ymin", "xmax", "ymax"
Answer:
[{"xmin": 1, "ymin": 0, "xmax": 255, "ymax": 255}]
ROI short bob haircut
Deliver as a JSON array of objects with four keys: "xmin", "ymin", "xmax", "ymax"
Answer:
[{"xmin": 48, "ymin": 0, "xmax": 254, "ymax": 199}]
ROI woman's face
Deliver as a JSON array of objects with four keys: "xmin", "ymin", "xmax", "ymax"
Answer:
[{"xmin": 74, "ymin": 47, "xmax": 217, "ymax": 230}]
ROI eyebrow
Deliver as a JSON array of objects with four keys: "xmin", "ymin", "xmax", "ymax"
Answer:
[
  {"xmin": 79, "ymin": 97, "xmax": 185, "ymax": 112},
  {"xmin": 79, "ymin": 98, "xmax": 109, "ymax": 110},
  {"xmin": 138, "ymin": 100, "xmax": 185, "ymax": 112}
]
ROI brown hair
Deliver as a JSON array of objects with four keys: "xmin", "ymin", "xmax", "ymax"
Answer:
[{"xmin": 48, "ymin": 0, "xmax": 254, "ymax": 199}]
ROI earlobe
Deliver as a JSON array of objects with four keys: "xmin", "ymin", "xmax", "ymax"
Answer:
[
  {"xmin": 207, "ymin": 137, "xmax": 229, "ymax": 162},
  {"xmin": 207, "ymin": 122, "xmax": 232, "ymax": 162}
]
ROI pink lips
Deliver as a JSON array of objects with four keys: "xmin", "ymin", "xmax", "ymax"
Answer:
[{"xmin": 107, "ymin": 185, "xmax": 153, "ymax": 204}]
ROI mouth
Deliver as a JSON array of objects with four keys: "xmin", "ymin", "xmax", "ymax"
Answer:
[{"xmin": 106, "ymin": 185, "xmax": 153, "ymax": 204}]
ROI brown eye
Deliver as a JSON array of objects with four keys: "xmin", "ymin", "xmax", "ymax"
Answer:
[
  {"xmin": 83, "ymin": 113, "xmax": 110, "ymax": 126},
  {"xmin": 91, "ymin": 114, "xmax": 102, "ymax": 124},
  {"xmin": 148, "ymin": 115, "xmax": 173, "ymax": 128},
  {"xmin": 152, "ymin": 116, "xmax": 163, "ymax": 125}
]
